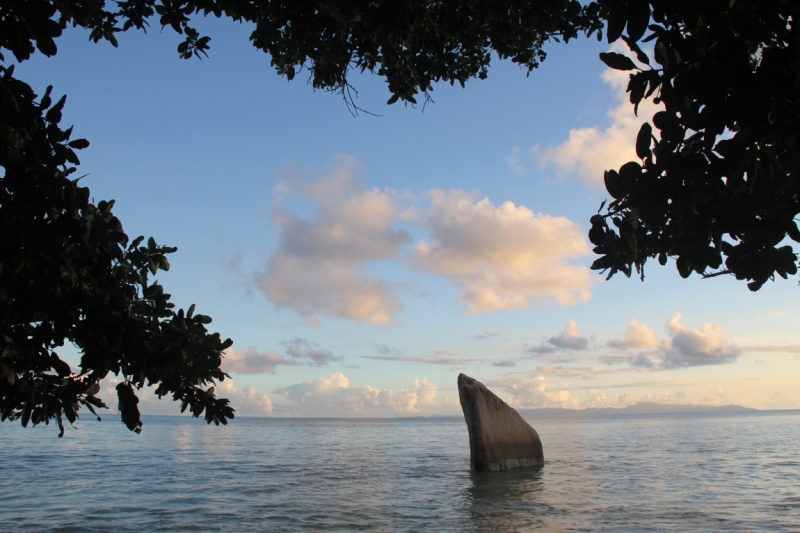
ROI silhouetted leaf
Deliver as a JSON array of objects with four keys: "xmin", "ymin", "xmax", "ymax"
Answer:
[
  {"xmin": 626, "ymin": 0, "xmax": 651, "ymax": 42},
  {"xmin": 599, "ymin": 52, "xmax": 637, "ymax": 71},
  {"xmin": 636, "ymin": 123, "xmax": 652, "ymax": 159}
]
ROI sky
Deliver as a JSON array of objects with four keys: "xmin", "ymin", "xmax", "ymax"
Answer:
[{"xmin": 15, "ymin": 17, "xmax": 800, "ymax": 417}]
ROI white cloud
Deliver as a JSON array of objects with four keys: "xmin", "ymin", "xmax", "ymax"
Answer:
[
  {"xmin": 502, "ymin": 376, "xmax": 582, "ymax": 409},
  {"xmin": 583, "ymin": 389, "xmax": 611, "ymax": 408},
  {"xmin": 661, "ymin": 313, "xmax": 741, "ymax": 368},
  {"xmin": 217, "ymin": 378, "xmax": 274, "ymax": 416},
  {"xmin": 600, "ymin": 314, "xmax": 740, "ymax": 369},
  {"xmin": 638, "ymin": 390, "xmax": 689, "ymax": 404},
  {"xmin": 222, "ymin": 347, "xmax": 296, "ymax": 375},
  {"xmin": 607, "ymin": 319, "xmax": 660, "ymax": 349},
  {"xmin": 410, "ymin": 190, "xmax": 592, "ymax": 313},
  {"xmin": 598, "ymin": 313, "xmax": 736, "ymax": 370},
  {"xmin": 93, "ymin": 375, "xmax": 274, "ymax": 418},
  {"xmin": 618, "ymin": 392, "xmax": 634, "ymax": 405},
  {"xmin": 528, "ymin": 320, "xmax": 590, "ymax": 354},
  {"xmin": 537, "ymin": 44, "xmax": 662, "ymax": 186},
  {"xmin": 259, "ymin": 155, "xmax": 410, "ymax": 327},
  {"xmin": 271, "ymin": 373, "xmax": 455, "ymax": 417}
]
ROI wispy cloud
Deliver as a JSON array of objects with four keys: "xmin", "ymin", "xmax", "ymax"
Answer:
[
  {"xmin": 756, "ymin": 308, "xmax": 797, "ymax": 321},
  {"xmin": 741, "ymin": 343, "xmax": 800, "ymax": 354},
  {"xmin": 373, "ymin": 344, "xmax": 403, "ymax": 356},
  {"xmin": 222, "ymin": 339, "xmax": 343, "ymax": 375},
  {"xmin": 505, "ymin": 147, "xmax": 527, "ymax": 175},
  {"xmin": 363, "ymin": 350, "xmax": 480, "ymax": 366},
  {"xmin": 222, "ymin": 347, "xmax": 297, "ymax": 375},
  {"xmin": 283, "ymin": 338, "xmax": 343, "ymax": 367}
]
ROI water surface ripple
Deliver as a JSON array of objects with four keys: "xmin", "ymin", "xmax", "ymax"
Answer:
[{"xmin": 2, "ymin": 411, "xmax": 799, "ymax": 532}]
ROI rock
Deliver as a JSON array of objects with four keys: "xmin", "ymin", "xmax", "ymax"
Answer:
[{"xmin": 457, "ymin": 373, "xmax": 544, "ymax": 472}]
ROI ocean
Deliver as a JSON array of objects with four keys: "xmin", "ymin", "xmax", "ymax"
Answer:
[{"xmin": 2, "ymin": 410, "xmax": 799, "ymax": 532}]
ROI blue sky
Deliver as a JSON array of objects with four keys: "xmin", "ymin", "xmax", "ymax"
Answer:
[{"xmin": 17, "ymin": 17, "xmax": 800, "ymax": 416}]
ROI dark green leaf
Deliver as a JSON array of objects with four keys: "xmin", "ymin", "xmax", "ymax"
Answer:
[
  {"xmin": 625, "ymin": 0, "xmax": 651, "ymax": 42},
  {"xmin": 599, "ymin": 52, "xmax": 637, "ymax": 71},
  {"xmin": 636, "ymin": 123, "xmax": 652, "ymax": 159},
  {"xmin": 67, "ymin": 138, "xmax": 90, "ymax": 149}
]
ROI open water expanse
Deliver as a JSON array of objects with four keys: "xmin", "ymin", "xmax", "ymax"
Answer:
[{"xmin": 2, "ymin": 410, "xmax": 799, "ymax": 532}]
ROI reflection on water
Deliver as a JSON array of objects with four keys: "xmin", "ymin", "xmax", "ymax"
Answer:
[
  {"xmin": 2, "ymin": 412, "xmax": 799, "ymax": 532},
  {"xmin": 465, "ymin": 467, "xmax": 548, "ymax": 532}
]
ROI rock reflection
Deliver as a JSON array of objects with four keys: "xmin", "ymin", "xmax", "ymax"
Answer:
[{"xmin": 465, "ymin": 466, "xmax": 554, "ymax": 532}]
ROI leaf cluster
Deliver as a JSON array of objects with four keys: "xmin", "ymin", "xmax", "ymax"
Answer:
[
  {"xmin": 0, "ymin": 0, "xmax": 604, "ymax": 106},
  {"xmin": 590, "ymin": 0, "xmax": 800, "ymax": 290},
  {"xmin": 0, "ymin": 66, "xmax": 234, "ymax": 435}
]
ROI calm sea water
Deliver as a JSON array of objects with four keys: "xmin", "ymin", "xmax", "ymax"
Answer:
[{"xmin": 2, "ymin": 410, "xmax": 799, "ymax": 532}]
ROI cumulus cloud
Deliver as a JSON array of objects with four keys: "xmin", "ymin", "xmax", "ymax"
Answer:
[
  {"xmin": 410, "ymin": 190, "xmax": 592, "ymax": 313},
  {"xmin": 527, "ymin": 320, "xmax": 590, "ymax": 354},
  {"xmin": 583, "ymin": 390, "xmax": 611, "ymax": 408},
  {"xmin": 259, "ymin": 155, "xmax": 410, "ymax": 327},
  {"xmin": 601, "ymin": 314, "xmax": 740, "ymax": 369},
  {"xmin": 502, "ymin": 376, "xmax": 582, "ymax": 409},
  {"xmin": 93, "ymin": 375, "xmax": 274, "ymax": 417},
  {"xmin": 618, "ymin": 392, "xmax": 634, "ymax": 405},
  {"xmin": 271, "ymin": 373, "xmax": 455, "ymax": 417},
  {"xmin": 607, "ymin": 319, "xmax": 660, "ymax": 350},
  {"xmin": 217, "ymin": 378, "xmax": 274, "ymax": 416},
  {"xmin": 537, "ymin": 43, "xmax": 662, "ymax": 186},
  {"xmin": 661, "ymin": 313, "xmax": 741, "ymax": 368}
]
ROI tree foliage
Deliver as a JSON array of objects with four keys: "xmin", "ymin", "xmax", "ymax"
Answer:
[
  {"xmin": 0, "ymin": 67, "xmax": 234, "ymax": 435},
  {"xmin": 0, "ymin": 0, "xmax": 602, "ymax": 105},
  {"xmin": 588, "ymin": 0, "xmax": 799, "ymax": 290},
  {"xmin": 1, "ymin": 0, "xmax": 798, "ymax": 434}
]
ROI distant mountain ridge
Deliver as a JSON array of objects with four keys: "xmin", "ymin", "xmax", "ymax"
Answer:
[{"xmin": 517, "ymin": 401, "xmax": 757, "ymax": 418}]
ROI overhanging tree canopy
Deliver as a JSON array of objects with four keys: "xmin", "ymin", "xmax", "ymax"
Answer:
[
  {"xmin": 0, "ymin": 66, "xmax": 235, "ymax": 435},
  {"xmin": 2, "ymin": 0, "xmax": 798, "ymax": 434}
]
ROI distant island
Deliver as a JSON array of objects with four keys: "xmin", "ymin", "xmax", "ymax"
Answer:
[{"xmin": 517, "ymin": 401, "xmax": 758, "ymax": 418}]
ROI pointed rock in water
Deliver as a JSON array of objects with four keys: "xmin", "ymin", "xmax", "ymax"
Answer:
[{"xmin": 458, "ymin": 373, "xmax": 544, "ymax": 472}]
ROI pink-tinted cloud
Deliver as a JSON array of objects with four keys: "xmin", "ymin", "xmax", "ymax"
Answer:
[{"xmin": 411, "ymin": 190, "xmax": 592, "ymax": 313}]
